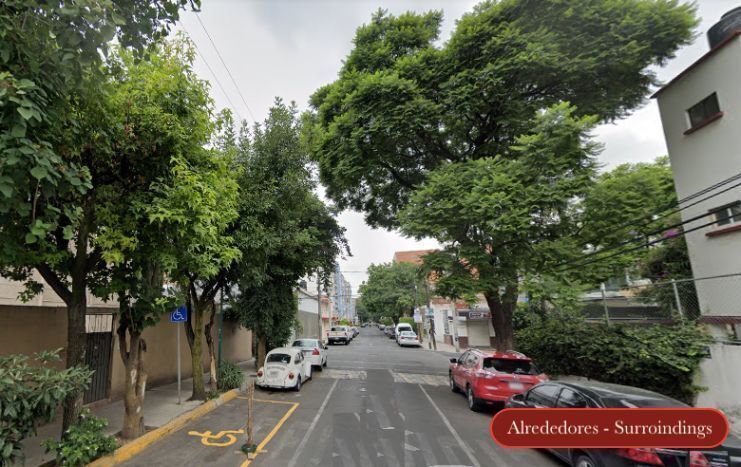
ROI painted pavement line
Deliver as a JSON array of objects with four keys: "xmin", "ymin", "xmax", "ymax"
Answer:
[
  {"xmin": 417, "ymin": 384, "xmax": 481, "ymax": 467},
  {"xmin": 240, "ymin": 400, "xmax": 300, "ymax": 467},
  {"xmin": 285, "ymin": 378, "xmax": 340, "ymax": 467}
]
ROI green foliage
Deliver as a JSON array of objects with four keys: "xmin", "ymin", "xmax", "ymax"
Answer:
[
  {"xmin": 43, "ymin": 409, "xmax": 117, "ymax": 466},
  {"xmin": 0, "ymin": 350, "xmax": 92, "ymax": 464},
  {"xmin": 398, "ymin": 317, "xmax": 415, "ymax": 328},
  {"xmin": 358, "ymin": 262, "xmax": 423, "ymax": 322},
  {"xmin": 217, "ymin": 361, "xmax": 245, "ymax": 391},
  {"xmin": 516, "ymin": 317, "xmax": 711, "ymax": 403},
  {"xmin": 308, "ymin": 0, "xmax": 696, "ymax": 229},
  {"xmin": 229, "ymin": 99, "xmax": 347, "ymax": 352},
  {"xmin": 337, "ymin": 319, "xmax": 351, "ymax": 326},
  {"xmin": 379, "ymin": 316, "xmax": 394, "ymax": 326}
]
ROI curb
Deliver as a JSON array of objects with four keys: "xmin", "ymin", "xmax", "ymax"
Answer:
[{"xmin": 88, "ymin": 389, "xmax": 239, "ymax": 466}]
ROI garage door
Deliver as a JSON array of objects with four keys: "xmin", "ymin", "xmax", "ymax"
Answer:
[{"xmin": 467, "ymin": 320, "xmax": 490, "ymax": 347}]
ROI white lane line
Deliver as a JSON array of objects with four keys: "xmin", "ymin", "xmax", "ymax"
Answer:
[
  {"xmin": 418, "ymin": 384, "xmax": 481, "ymax": 467},
  {"xmin": 286, "ymin": 378, "xmax": 339, "ymax": 467}
]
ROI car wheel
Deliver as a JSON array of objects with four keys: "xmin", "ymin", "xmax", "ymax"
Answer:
[
  {"xmin": 449, "ymin": 373, "xmax": 460, "ymax": 393},
  {"xmin": 316, "ymin": 363, "xmax": 323, "ymax": 372},
  {"xmin": 573, "ymin": 453, "xmax": 599, "ymax": 467},
  {"xmin": 467, "ymin": 385, "xmax": 482, "ymax": 412},
  {"xmin": 294, "ymin": 376, "xmax": 302, "ymax": 391},
  {"xmin": 323, "ymin": 358, "xmax": 327, "ymax": 367}
]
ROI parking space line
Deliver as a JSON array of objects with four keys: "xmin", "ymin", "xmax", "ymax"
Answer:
[
  {"xmin": 285, "ymin": 378, "xmax": 339, "ymax": 467},
  {"xmin": 418, "ymin": 384, "xmax": 481, "ymax": 467},
  {"xmin": 236, "ymin": 396, "xmax": 297, "ymax": 405},
  {"xmin": 240, "ymin": 401, "xmax": 300, "ymax": 467}
]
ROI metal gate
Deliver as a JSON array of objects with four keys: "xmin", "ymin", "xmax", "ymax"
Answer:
[{"xmin": 83, "ymin": 314, "xmax": 113, "ymax": 404}]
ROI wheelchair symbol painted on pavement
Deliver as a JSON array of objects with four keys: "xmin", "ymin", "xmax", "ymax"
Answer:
[{"xmin": 188, "ymin": 429, "xmax": 244, "ymax": 447}]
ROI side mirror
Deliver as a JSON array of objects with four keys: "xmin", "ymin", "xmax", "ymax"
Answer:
[
  {"xmin": 449, "ymin": 358, "xmax": 458, "ymax": 364},
  {"xmin": 510, "ymin": 393, "xmax": 525, "ymax": 402}
]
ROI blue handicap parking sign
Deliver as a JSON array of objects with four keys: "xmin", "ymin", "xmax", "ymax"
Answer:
[{"xmin": 170, "ymin": 305, "xmax": 187, "ymax": 322}]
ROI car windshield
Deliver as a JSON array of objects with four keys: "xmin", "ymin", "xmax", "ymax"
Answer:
[
  {"xmin": 292, "ymin": 340, "xmax": 317, "ymax": 348},
  {"xmin": 483, "ymin": 358, "xmax": 536, "ymax": 375},
  {"xmin": 266, "ymin": 353, "xmax": 292, "ymax": 364},
  {"xmin": 400, "ymin": 331, "xmax": 416, "ymax": 337}
]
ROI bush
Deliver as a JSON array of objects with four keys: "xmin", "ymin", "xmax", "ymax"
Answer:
[
  {"xmin": 43, "ymin": 409, "xmax": 117, "ymax": 466},
  {"xmin": 515, "ymin": 315, "xmax": 711, "ymax": 403},
  {"xmin": 398, "ymin": 317, "xmax": 415, "ymax": 328},
  {"xmin": 218, "ymin": 361, "xmax": 244, "ymax": 391},
  {"xmin": 0, "ymin": 350, "xmax": 92, "ymax": 465}
]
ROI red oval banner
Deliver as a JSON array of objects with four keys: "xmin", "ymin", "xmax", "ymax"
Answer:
[{"xmin": 490, "ymin": 408, "xmax": 729, "ymax": 448}]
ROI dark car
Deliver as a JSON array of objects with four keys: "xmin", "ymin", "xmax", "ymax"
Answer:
[{"xmin": 506, "ymin": 380, "xmax": 741, "ymax": 467}]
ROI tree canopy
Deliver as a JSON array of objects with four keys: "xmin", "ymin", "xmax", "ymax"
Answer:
[{"xmin": 358, "ymin": 261, "xmax": 424, "ymax": 323}]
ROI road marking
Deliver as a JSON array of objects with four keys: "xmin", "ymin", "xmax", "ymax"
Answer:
[
  {"xmin": 240, "ymin": 401, "xmax": 299, "ymax": 467},
  {"xmin": 320, "ymin": 368, "xmax": 367, "ymax": 380},
  {"xmin": 236, "ymin": 396, "xmax": 297, "ymax": 405},
  {"xmin": 285, "ymin": 378, "xmax": 339, "ymax": 467},
  {"xmin": 418, "ymin": 384, "xmax": 481, "ymax": 467},
  {"xmin": 392, "ymin": 372, "xmax": 448, "ymax": 386},
  {"xmin": 187, "ymin": 429, "xmax": 243, "ymax": 447}
]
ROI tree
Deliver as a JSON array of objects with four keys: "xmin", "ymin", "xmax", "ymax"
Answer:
[
  {"xmin": 307, "ymin": 1, "xmax": 697, "ymax": 350},
  {"xmin": 307, "ymin": 1, "xmax": 696, "ymax": 229},
  {"xmin": 402, "ymin": 104, "xmax": 600, "ymax": 350},
  {"xmin": 231, "ymin": 100, "xmax": 348, "ymax": 368},
  {"xmin": 94, "ymin": 38, "xmax": 227, "ymax": 436},
  {"xmin": 0, "ymin": 0, "xmax": 197, "ymax": 430},
  {"xmin": 357, "ymin": 262, "xmax": 422, "ymax": 324},
  {"xmin": 577, "ymin": 156, "xmax": 679, "ymax": 281}
]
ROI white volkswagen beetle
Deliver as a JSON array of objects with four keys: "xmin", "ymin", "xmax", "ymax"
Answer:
[{"xmin": 256, "ymin": 347, "xmax": 312, "ymax": 390}]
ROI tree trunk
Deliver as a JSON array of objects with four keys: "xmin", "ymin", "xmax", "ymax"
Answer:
[
  {"xmin": 256, "ymin": 334, "xmax": 267, "ymax": 370},
  {"xmin": 62, "ymin": 201, "xmax": 92, "ymax": 432},
  {"xmin": 205, "ymin": 300, "xmax": 217, "ymax": 391},
  {"xmin": 485, "ymin": 282, "xmax": 518, "ymax": 352},
  {"xmin": 119, "ymin": 326, "xmax": 147, "ymax": 439},
  {"xmin": 187, "ymin": 300, "xmax": 207, "ymax": 401}
]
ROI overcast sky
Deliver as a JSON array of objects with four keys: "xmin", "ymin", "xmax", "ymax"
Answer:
[{"xmin": 177, "ymin": 0, "xmax": 738, "ymax": 293}]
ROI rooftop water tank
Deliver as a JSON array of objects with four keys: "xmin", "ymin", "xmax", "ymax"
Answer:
[{"xmin": 707, "ymin": 6, "xmax": 741, "ymax": 48}]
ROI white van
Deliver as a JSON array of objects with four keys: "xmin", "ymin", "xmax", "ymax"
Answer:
[{"xmin": 395, "ymin": 323, "xmax": 414, "ymax": 343}]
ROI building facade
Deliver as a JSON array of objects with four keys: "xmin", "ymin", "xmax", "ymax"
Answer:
[{"xmin": 654, "ymin": 9, "xmax": 741, "ymax": 413}]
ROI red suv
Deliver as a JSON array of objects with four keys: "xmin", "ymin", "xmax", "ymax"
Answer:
[{"xmin": 448, "ymin": 349, "xmax": 547, "ymax": 411}]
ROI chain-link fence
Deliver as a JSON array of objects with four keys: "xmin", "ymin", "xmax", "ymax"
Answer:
[{"xmin": 581, "ymin": 273, "xmax": 741, "ymax": 323}]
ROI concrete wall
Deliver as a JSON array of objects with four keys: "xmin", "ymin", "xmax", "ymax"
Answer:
[
  {"xmin": 296, "ymin": 290, "xmax": 321, "ymax": 341},
  {"xmin": 657, "ymin": 37, "xmax": 741, "ymax": 316},
  {"xmin": 0, "ymin": 305, "xmax": 252, "ymax": 401},
  {"xmin": 695, "ymin": 343, "xmax": 741, "ymax": 434}
]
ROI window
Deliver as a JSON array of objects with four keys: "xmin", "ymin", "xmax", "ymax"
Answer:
[
  {"xmin": 483, "ymin": 358, "xmax": 536, "ymax": 375},
  {"xmin": 266, "ymin": 353, "xmax": 291, "ymax": 364},
  {"xmin": 557, "ymin": 388, "xmax": 588, "ymax": 408},
  {"xmin": 713, "ymin": 202, "xmax": 741, "ymax": 226},
  {"xmin": 686, "ymin": 93, "xmax": 721, "ymax": 130},
  {"xmin": 526, "ymin": 384, "xmax": 560, "ymax": 407},
  {"xmin": 292, "ymin": 339, "xmax": 318, "ymax": 348}
]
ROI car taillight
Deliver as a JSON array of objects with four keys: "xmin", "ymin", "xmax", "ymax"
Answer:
[
  {"xmin": 689, "ymin": 451, "xmax": 710, "ymax": 467},
  {"xmin": 257, "ymin": 370, "xmax": 263, "ymax": 377},
  {"xmin": 312, "ymin": 348, "xmax": 320, "ymax": 355},
  {"xmin": 615, "ymin": 448, "xmax": 664, "ymax": 466},
  {"xmin": 288, "ymin": 372, "xmax": 295, "ymax": 379}
]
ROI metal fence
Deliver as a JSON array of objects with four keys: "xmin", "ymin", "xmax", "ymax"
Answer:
[{"xmin": 581, "ymin": 273, "xmax": 741, "ymax": 323}]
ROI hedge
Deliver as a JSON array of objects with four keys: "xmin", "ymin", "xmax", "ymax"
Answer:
[
  {"xmin": 398, "ymin": 317, "xmax": 416, "ymax": 328},
  {"xmin": 515, "ymin": 315, "xmax": 711, "ymax": 404}
]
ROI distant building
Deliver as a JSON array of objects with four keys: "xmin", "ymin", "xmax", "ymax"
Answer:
[
  {"xmin": 393, "ymin": 249, "xmax": 496, "ymax": 349},
  {"xmin": 653, "ymin": 7, "xmax": 741, "ymax": 412}
]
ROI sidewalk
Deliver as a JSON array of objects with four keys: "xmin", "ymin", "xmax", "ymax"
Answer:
[{"xmin": 18, "ymin": 362, "xmax": 256, "ymax": 467}]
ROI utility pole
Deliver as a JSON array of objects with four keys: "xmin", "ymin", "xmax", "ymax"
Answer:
[
  {"xmin": 317, "ymin": 269, "xmax": 323, "ymax": 342},
  {"xmin": 217, "ymin": 285, "xmax": 224, "ymax": 372}
]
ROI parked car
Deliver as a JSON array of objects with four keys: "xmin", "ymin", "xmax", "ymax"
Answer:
[
  {"xmin": 386, "ymin": 327, "xmax": 396, "ymax": 339},
  {"xmin": 395, "ymin": 323, "xmax": 414, "ymax": 343},
  {"xmin": 505, "ymin": 380, "xmax": 741, "ymax": 467},
  {"xmin": 379, "ymin": 324, "xmax": 386, "ymax": 331},
  {"xmin": 449, "ymin": 349, "xmax": 547, "ymax": 411},
  {"xmin": 351, "ymin": 326, "xmax": 360, "ymax": 337},
  {"xmin": 256, "ymin": 347, "xmax": 312, "ymax": 391},
  {"xmin": 327, "ymin": 326, "xmax": 352, "ymax": 345},
  {"xmin": 291, "ymin": 338, "xmax": 328, "ymax": 370},
  {"xmin": 397, "ymin": 330, "xmax": 420, "ymax": 347}
]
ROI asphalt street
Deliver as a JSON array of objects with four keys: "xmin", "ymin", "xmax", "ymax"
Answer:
[{"xmin": 121, "ymin": 328, "xmax": 563, "ymax": 467}]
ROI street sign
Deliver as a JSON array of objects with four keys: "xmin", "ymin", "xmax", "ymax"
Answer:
[
  {"xmin": 413, "ymin": 310, "xmax": 422, "ymax": 323},
  {"xmin": 170, "ymin": 305, "xmax": 187, "ymax": 323}
]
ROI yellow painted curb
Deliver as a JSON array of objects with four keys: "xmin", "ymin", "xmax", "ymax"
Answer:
[{"xmin": 88, "ymin": 389, "xmax": 239, "ymax": 467}]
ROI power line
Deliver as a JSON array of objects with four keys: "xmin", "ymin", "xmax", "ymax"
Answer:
[
  {"xmin": 195, "ymin": 14, "xmax": 257, "ymax": 123},
  {"xmin": 181, "ymin": 25, "xmax": 244, "ymax": 122}
]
